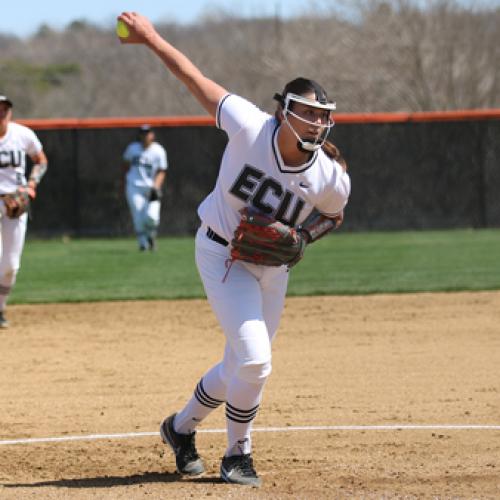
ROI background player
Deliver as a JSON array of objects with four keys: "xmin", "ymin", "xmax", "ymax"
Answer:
[
  {"xmin": 122, "ymin": 124, "xmax": 167, "ymax": 251},
  {"xmin": 117, "ymin": 13, "xmax": 350, "ymax": 487},
  {"xmin": 0, "ymin": 95, "xmax": 48, "ymax": 329}
]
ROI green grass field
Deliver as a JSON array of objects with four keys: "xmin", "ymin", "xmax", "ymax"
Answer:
[{"xmin": 11, "ymin": 228, "xmax": 500, "ymax": 304}]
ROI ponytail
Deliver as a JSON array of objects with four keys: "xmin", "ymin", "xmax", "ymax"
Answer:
[{"xmin": 322, "ymin": 140, "xmax": 347, "ymax": 171}]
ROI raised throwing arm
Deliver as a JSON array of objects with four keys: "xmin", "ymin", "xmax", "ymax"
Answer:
[{"xmin": 117, "ymin": 12, "xmax": 227, "ymax": 118}]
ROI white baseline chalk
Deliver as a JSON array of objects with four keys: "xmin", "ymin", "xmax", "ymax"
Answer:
[{"xmin": 1, "ymin": 424, "xmax": 499, "ymax": 446}]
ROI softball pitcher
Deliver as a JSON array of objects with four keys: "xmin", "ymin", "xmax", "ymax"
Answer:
[
  {"xmin": 118, "ymin": 13, "xmax": 351, "ymax": 487},
  {"xmin": 0, "ymin": 95, "xmax": 48, "ymax": 329},
  {"xmin": 122, "ymin": 125, "xmax": 167, "ymax": 251}
]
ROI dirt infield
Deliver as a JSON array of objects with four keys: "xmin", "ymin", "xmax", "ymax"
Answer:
[{"xmin": 1, "ymin": 292, "xmax": 499, "ymax": 499}]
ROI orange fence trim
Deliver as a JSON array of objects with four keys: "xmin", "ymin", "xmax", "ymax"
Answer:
[
  {"xmin": 333, "ymin": 109, "xmax": 500, "ymax": 123},
  {"xmin": 18, "ymin": 109, "xmax": 500, "ymax": 130},
  {"xmin": 17, "ymin": 115, "xmax": 215, "ymax": 130}
]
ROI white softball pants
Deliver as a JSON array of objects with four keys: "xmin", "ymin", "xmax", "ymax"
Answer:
[
  {"xmin": 0, "ymin": 205, "xmax": 28, "ymax": 311},
  {"xmin": 173, "ymin": 225, "xmax": 289, "ymax": 456},
  {"xmin": 125, "ymin": 184, "xmax": 160, "ymax": 247}
]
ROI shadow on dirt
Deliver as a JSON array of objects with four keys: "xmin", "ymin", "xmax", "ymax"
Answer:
[{"xmin": 2, "ymin": 471, "xmax": 224, "ymax": 489}]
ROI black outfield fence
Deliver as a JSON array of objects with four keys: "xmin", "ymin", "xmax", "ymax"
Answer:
[{"xmin": 20, "ymin": 110, "xmax": 500, "ymax": 237}]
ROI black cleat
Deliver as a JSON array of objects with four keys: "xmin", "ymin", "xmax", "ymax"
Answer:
[
  {"xmin": 147, "ymin": 236, "xmax": 156, "ymax": 251},
  {"xmin": 0, "ymin": 311, "xmax": 9, "ymax": 329},
  {"xmin": 220, "ymin": 453, "xmax": 262, "ymax": 487},
  {"xmin": 160, "ymin": 413, "xmax": 205, "ymax": 476}
]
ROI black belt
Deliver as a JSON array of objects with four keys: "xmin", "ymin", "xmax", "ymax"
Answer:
[{"xmin": 206, "ymin": 227, "xmax": 228, "ymax": 247}]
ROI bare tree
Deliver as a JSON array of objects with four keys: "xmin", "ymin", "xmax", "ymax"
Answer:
[{"xmin": 0, "ymin": 0, "xmax": 498, "ymax": 118}]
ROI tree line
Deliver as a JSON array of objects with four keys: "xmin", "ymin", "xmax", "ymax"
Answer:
[{"xmin": 1, "ymin": 0, "xmax": 499, "ymax": 119}]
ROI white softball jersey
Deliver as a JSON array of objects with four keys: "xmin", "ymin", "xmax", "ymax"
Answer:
[
  {"xmin": 185, "ymin": 94, "xmax": 351, "ymax": 456},
  {"xmin": 123, "ymin": 141, "xmax": 168, "ymax": 188},
  {"xmin": 0, "ymin": 122, "xmax": 43, "ymax": 194},
  {"xmin": 197, "ymin": 94, "xmax": 351, "ymax": 242}
]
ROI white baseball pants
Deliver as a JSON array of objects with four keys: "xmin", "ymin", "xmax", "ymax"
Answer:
[
  {"xmin": 0, "ymin": 204, "xmax": 27, "ymax": 311},
  {"xmin": 125, "ymin": 184, "xmax": 160, "ymax": 247},
  {"xmin": 173, "ymin": 225, "xmax": 289, "ymax": 456}
]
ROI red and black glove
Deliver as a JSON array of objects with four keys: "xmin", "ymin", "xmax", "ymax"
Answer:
[
  {"xmin": 1, "ymin": 186, "xmax": 35, "ymax": 218},
  {"xmin": 230, "ymin": 207, "xmax": 306, "ymax": 268}
]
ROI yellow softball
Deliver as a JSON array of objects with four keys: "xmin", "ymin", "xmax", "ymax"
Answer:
[{"xmin": 116, "ymin": 20, "xmax": 130, "ymax": 39}]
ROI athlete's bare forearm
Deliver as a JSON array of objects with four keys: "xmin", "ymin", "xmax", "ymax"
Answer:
[
  {"xmin": 146, "ymin": 34, "xmax": 226, "ymax": 116},
  {"xmin": 28, "ymin": 150, "xmax": 48, "ymax": 189},
  {"xmin": 154, "ymin": 170, "xmax": 166, "ymax": 190},
  {"xmin": 118, "ymin": 12, "xmax": 227, "ymax": 117}
]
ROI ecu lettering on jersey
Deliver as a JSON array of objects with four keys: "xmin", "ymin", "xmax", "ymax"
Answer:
[
  {"xmin": 197, "ymin": 94, "xmax": 350, "ymax": 242},
  {"xmin": 229, "ymin": 164, "xmax": 305, "ymax": 227},
  {"xmin": 0, "ymin": 122, "xmax": 43, "ymax": 193},
  {"xmin": 0, "ymin": 150, "xmax": 23, "ymax": 168}
]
